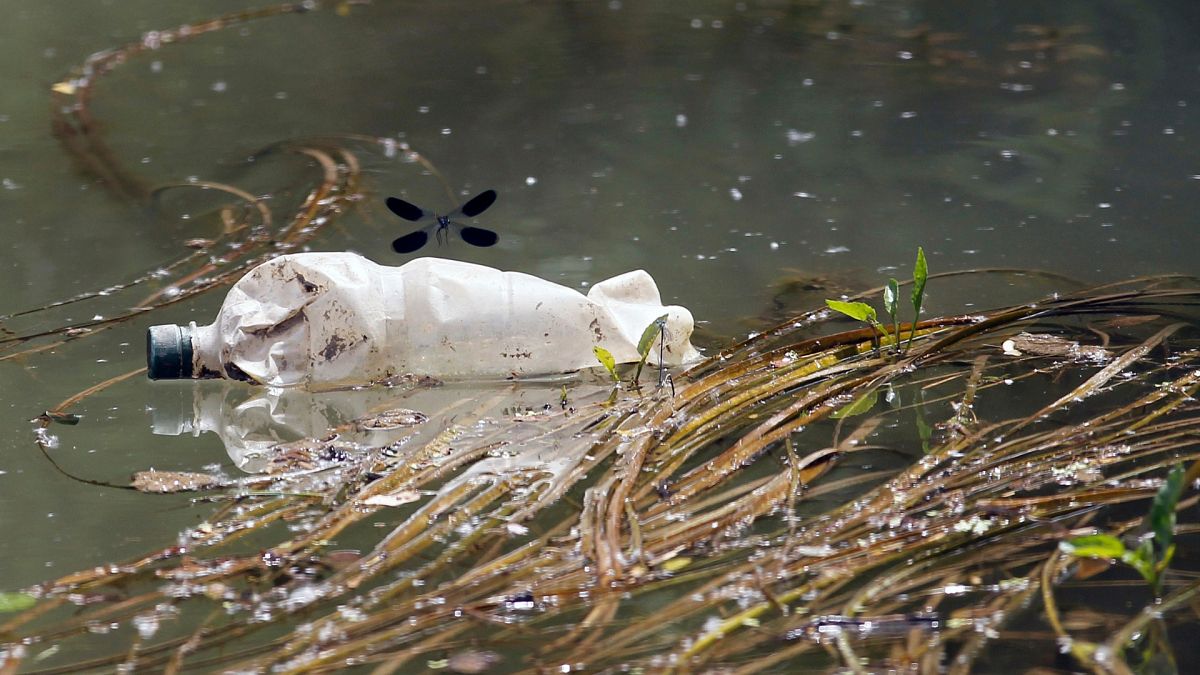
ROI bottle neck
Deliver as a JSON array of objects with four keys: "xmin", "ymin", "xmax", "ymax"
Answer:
[{"xmin": 190, "ymin": 321, "xmax": 227, "ymax": 380}]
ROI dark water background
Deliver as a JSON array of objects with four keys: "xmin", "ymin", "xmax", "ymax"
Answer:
[{"xmin": 1, "ymin": 0, "xmax": 1198, "ymax": 662}]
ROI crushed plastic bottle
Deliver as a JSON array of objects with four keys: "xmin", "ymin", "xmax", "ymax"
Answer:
[{"xmin": 147, "ymin": 252, "xmax": 701, "ymax": 387}]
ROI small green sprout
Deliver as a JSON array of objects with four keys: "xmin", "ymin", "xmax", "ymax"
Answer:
[
  {"xmin": 633, "ymin": 314, "xmax": 669, "ymax": 386},
  {"xmin": 907, "ymin": 246, "xmax": 928, "ymax": 350},
  {"xmin": 824, "ymin": 299, "xmax": 888, "ymax": 351},
  {"xmin": 824, "ymin": 246, "xmax": 929, "ymax": 355},
  {"xmin": 884, "ymin": 278, "xmax": 901, "ymax": 352},
  {"xmin": 1060, "ymin": 464, "xmax": 1186, "ymax": 596},
  {"xmin": 592, "ymin": 346, "xmax": 619, "ymax": 383}
]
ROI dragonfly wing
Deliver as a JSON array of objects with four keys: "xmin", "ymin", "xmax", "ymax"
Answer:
[
  {"xmin": 459, "ymin": 225, "xmax": 499, "ymax": 248},
  {"xmin": 386, "ymin": 196, "xmax": 429, "ymax": 222},
  {"xmin": 456, "ymin": 189, "xmax": 497, "ymax": 218},
  {"xmin": 392, "ymin": 227, "xmax": 432, "ymax": 253}
]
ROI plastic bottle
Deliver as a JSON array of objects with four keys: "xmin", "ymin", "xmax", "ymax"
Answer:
[{"xmin": 147, "ymin": 252, "xmax": 701, "ymax": 387}]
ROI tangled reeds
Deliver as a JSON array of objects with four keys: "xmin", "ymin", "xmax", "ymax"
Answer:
[{"xmin": 3, "ymin": 275, "xmax": 1199, "ymax": 674}]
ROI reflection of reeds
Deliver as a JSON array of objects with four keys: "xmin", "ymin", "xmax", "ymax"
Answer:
[
  {"xmin": 1, "ymin": 5, "xmax": 444, "ymax": 364},
  {"xmin": 8, "ymin": 276, "xmax": 1200, "ymax": 673},
  {"xmin": 0, "ymin": 129, "xmax": 370, "ymax": 361}
]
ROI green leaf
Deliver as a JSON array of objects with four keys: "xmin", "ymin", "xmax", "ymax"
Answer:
[
  {"xmin": 825, "ymin": 299, "xmax": 877, "ymax": 324},
  {"xmin": 1059, "ymin": 534, "xmax": 1126, "ymax": 560},
  {"xmin": 830, "ymin": 388, "xmax": 878, "ymax": 419},
  {"xmin": 1156, "ymin": 543, "xmax": 1177, "ymax": 574},
  {"xmin": 637, "ymin": 314, "xmax": 669, "ymax": 358},
  {"xmin": 592, "ymin": 346, "xmax": 619, "ymax": 383},
  {"xmin": 1148, "ymin": 464, "xmax": 1185, "ymax": 562},
  {"xmin": 632, "ymin": 314, "xmax": 669, "ymax": 386},
  {"xmin": 915, "ymin": 409, "xmax": 933, "ymax": 454},
  {"xmin": 1123, "ymin": 540, "xmax": 1158, "ymax": 587},
  {"xmin": 884, "ymin": 278, "xmax": 901, "ymax": 352},
  {"xmin": 883, "ymin": 279, "xmax": 899, "ymax": 319},
  {"xmin": 911, "ymin": 246, "xmax": 928, "ymax": 311},
  {"xmin": 907, "ymin": 247, "xmax": 928, "ymax": 349},
  {"xmin": 0, "ymin": 592, "xmax": 36, "ymax": 613}
]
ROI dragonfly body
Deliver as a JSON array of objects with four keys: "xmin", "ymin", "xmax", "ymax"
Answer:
[{"xmin": 386, "ymin": 189, "xmax": 498, "ymax": 254}]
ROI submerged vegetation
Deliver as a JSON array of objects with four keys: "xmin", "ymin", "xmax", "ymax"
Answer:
[
  {"xmin": 1061, "ymin": 464, "xmax": 1187, "ymax": 597},
  {"xmin": 5, "ymin": 270, "xmax": 1200, "ymax": 673},
  {"xmin": 0, "ymin": 3, "xmax": 1198, "ymax": 675}
]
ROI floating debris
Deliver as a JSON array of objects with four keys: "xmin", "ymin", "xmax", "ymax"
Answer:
[
  {"xmin": 131, "ymin": 470, "xmax": 221, "ymax": 493},
  {"xmin": 1000, "ymin": 331, "xmax": 1109, "ymax": 361}
]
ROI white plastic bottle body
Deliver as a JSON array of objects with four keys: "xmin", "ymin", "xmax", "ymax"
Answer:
[{"xmin": 186, "ymin": 253, "xmax": 700, "ymax": 387}]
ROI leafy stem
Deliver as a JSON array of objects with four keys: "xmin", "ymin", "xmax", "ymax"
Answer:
[{"xmin": 1060, "ymin": 464, "xmax": 1186, "ymax": 596}]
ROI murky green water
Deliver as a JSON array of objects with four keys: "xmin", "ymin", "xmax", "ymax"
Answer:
[{"xmin": 1, "ymin": 0, "xmax": 1198, "ymax": 669}]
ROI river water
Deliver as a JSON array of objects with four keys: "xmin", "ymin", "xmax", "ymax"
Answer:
[{"xmin": 1, "ymin": 0, "xmax": 1198, "ymax": 667}]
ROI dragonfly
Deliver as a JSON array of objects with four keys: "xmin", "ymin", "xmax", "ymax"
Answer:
[{"xmin": 386, "ymin": 189, "xmax": 499, "ymax": 254}]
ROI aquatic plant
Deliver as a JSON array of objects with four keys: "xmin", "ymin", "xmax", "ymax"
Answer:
[
  {"xmin": 1060, "ymin": 464, "xmax": 1186, "ymax": 596},
  {"xmin": 824, "ymin": 297, "xmax": 888, "ymax": 350},
  {"xmin": 632, "ymin": 313, "xmax": 669, "ymax": 387},
  {"xmin": 592, "ymin": 345, "xmax": 620, "ymax": 383},
  {"xmin": 908, "ymin": 246, "xmax": 929, "ymax": 348},
  {"xmin": 825, "ymin": 246, "xmax": 928, "ymax": 354}
]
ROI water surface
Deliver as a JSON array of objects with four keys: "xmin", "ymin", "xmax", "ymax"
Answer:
[{"xmin": 1, "ymin": 0, "xmax": 1198, "ymax": 667}]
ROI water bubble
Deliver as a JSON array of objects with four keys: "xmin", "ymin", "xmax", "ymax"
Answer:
[
  {"xmin": 729, "ymin": 187, "xmax": 743, "ymax": 201},
  {"xmin": 132, "ymin": 613, "xmax": 160, "ymax": 640},
  {"xmin": 525, "ymin": 176, "xmax": 538, "ymax": 186},
  {"xmin": 210, "ymin": 80, "xmax": 227, "ymax": 93},
  {"xmin": 675, "ymin": 113, "xmax": 688, "ymax": 127},
  {"xmin": 786, "ymin": 129, "xmax": 814, "ymax": 145}
]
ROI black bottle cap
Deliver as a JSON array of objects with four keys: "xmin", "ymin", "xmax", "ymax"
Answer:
[{"xmin": 146, "ymin": 324, "xmax": 194, "ymax": 380}]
